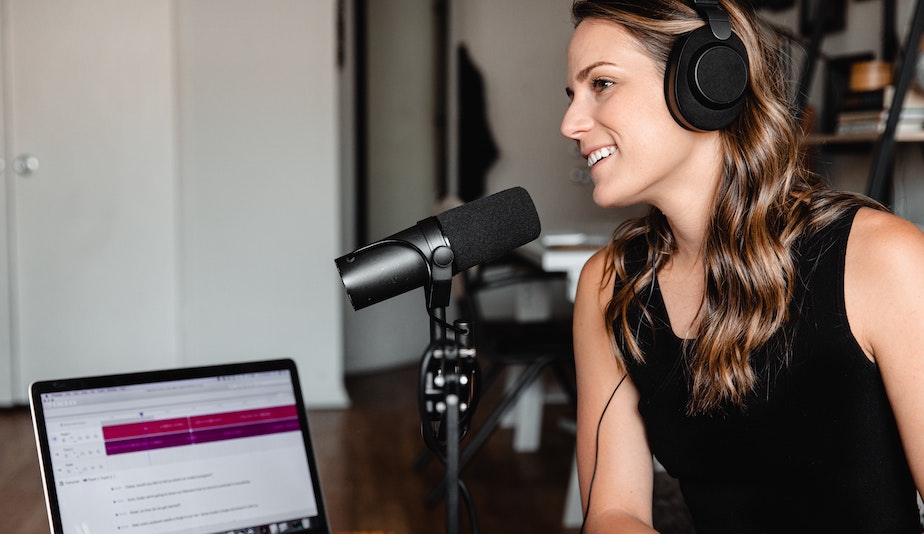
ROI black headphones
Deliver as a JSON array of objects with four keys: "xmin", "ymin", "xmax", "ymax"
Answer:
[{"xmin": 665, "ymin": 0, "xmax": 750, "ymax": 131}]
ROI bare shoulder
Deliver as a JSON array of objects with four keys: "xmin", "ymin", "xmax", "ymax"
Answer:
[
  {"xmin": 848, "ymin": 207, "xmax": 924, "ymax": 276},
  {"xmin": 846, "ymin": 207, "xmax": 924, "ymax": 359},
  {"xmin": 575, "ymin": 247, "xmax": 614, "ymax": 308},
  {"xmin": 580, "ymin": 246, "xmax": 612, "ymax": 281}
]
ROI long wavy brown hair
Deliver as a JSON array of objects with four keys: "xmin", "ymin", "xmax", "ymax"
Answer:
[{"xmin": 571, "ymin": 0, "xmax": 884, "ymax": 414}]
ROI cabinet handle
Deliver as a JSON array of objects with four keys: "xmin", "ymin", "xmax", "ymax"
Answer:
[{"xmin": 14, "ymin": 154, "xmax": 39, "ymax": 176}]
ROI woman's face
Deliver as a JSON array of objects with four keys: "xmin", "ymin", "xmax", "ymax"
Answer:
[{"xmin": 561, "ymin": 18, "xmax": 719, "ymax": 211}]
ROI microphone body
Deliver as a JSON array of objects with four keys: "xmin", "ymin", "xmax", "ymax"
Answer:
[
  {"xmin": 336, "ymin": 218, "xmax": 448, "ymax": 310},
  {"xmin": 335, "ymin": 187, "xmax": 541, "ymax": 310}
]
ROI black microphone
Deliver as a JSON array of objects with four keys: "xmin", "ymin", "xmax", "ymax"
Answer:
[{"xmin": 335, "ymin": 186, "xmax": 541, "ymax": 310}]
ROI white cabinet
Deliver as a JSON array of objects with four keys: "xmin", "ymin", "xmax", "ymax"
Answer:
[
  {"xmin": 0, "ymin": 0, "xmax": 347, "ymax": 408},
  {"xmin": 1, "ymin": 0, "xmax": 179, "ymax": 401}
]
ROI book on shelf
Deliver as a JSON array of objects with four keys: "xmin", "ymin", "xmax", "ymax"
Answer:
[
  {"xmin": 836, "ymin": 117, "xmax": 924, "ymax": 135},
  {"xmin": 840, "ymin": 88, "xmax": 892, "ymax": 111},
  {"xmin": 838, "ymin": 85, "xmax": 924, "ymax": 112},
  {"xmin": 834, "ymin": 85, "xmax": 924, "ymax": 135}
]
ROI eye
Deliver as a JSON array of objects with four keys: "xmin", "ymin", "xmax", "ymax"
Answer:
[{"xmin": 591, "ymin": 78, "xmax": 615, "ymax": 92}]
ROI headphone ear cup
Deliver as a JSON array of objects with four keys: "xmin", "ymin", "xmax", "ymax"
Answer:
[{"xmin": 665, "ymin": 25, "xmax": 749, "ymax": 131}]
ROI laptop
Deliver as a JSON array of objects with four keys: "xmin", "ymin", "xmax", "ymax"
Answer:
[{"xmin": 29, "ymin": 358, "xmax": 332, "ymax": 534}]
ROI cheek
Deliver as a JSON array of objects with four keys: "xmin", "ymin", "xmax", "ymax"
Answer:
[
  {"xmin": 631, "ymin": 104, "xmax": 692, "ymax": 164},
  {"xmin": 617, "ymin": 88, "xmax": 680, "ymax": 140},
  {"xmin": 638, "ymin": 95, "xmax": 681, "ymax": 136}
]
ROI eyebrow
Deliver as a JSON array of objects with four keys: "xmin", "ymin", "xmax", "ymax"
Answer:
[
  {"xmin": 565, "ymin": 60, "xmax": 618, "ymax": 98},
  {"xmin": 575, "ymin": 61, "xmax": 616, "ymax": 83}
]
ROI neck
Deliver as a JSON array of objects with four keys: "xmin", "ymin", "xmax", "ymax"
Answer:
[
  {"xmin": 653, "ymin": 135, "xmax": 723, "ymax": 262},
  {"xmin": 660, "ymin": 190, "xmax": 714, "ymax": 267}
]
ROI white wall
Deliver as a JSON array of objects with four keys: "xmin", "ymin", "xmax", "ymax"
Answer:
[
  {"xmin": 177, "ymin": 0, "xmax": 348, "ymax": 407},
  {"xmin": 0, "ymin": 26, "xmax": 8, "ymax": 402}
]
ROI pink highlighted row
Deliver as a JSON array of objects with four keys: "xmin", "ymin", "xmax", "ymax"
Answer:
[{"xmin": 102, "ymin": 405, "xmax": 298, "ymax": 440}]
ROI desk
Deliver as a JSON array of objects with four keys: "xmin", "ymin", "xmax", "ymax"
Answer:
[{"xmin": 517, "ymin": 237, "xmax": 603, "ymax": 301}]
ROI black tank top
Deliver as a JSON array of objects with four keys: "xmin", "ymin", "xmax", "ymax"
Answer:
[{"xmin": 620, "ymin": 207, "xmax": 921, "ymax": 533}]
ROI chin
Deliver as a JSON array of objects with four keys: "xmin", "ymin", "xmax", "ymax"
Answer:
[{"xmin": 592, "ymin": 188, "xmax": 635, "ymax": 209}]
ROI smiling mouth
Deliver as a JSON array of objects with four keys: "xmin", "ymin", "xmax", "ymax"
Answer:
[{"xmin": 586, "ymin": 146, "xmax": 616, "ymax": 167}]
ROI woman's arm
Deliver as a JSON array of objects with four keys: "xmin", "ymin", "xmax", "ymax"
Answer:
[
  {"xmin": 845, "ymin": 207, "xmax": 924, "ymax": 495},
  {"xmin": 573, "ymin": 249, "xmax": 658, "ymax": 533}
]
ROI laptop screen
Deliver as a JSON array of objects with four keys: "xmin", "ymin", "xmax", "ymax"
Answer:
[{"xmin": 29, "ymin": 359, "xmax": 331, "ymax": 534}]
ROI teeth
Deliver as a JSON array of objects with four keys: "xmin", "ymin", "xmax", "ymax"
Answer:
[{"xmin": 586, "ymin": 146, "xmax": 616, "ymax": 167}]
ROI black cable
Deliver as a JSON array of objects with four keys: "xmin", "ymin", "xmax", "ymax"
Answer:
[
  {"xmin": 579, "ymin": 373, "xmax": 628, "ymax": 534},
  {"xmin": 418, "ymin": 341, "xmax": 442, "ymax": 455},
  {"xmin": 458, "ymin": 479, "xmax": 479, "ymax": 534}
]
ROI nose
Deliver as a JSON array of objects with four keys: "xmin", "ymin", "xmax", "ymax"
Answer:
[{"xmin": 560, "ymin": 99, "xmax": 592, "ymax": 141}]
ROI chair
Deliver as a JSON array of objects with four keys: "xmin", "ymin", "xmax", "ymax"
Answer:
[{"xmin": 416, "ymin": 252, "xmax": 577, "ymax": 504}]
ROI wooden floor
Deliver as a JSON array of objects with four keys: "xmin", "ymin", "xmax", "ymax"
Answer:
[{"xmin": 0, "ymin": 364, "xmax": 693, "ymax": 533}]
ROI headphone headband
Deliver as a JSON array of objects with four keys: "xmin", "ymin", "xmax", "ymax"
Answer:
[{"xmin": 690, "ymin": 0, "xmax": 732, "ymax": 40}]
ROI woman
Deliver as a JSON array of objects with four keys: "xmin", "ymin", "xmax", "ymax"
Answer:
[{"xmin": 562, "ymin": 0, "xmax": 924, "ymax": 532}]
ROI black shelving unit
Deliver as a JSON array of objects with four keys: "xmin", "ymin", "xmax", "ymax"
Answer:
[
  {"xmin": 866, "ymin": 0, "xmax": 924, "ymax": 202},
  {"xmin": 795, "ymin": 0, "xmax": 924, "ymax": 204}
]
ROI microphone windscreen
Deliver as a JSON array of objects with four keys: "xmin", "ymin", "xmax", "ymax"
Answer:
[{"xmin": 435, "ymin": 186, "xmax": 541, "ymax": 273}]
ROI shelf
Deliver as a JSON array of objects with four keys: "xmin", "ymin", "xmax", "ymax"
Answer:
[{"xmin": 807, "ymin": 130, "xmax": 924, "ymax": 144}]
